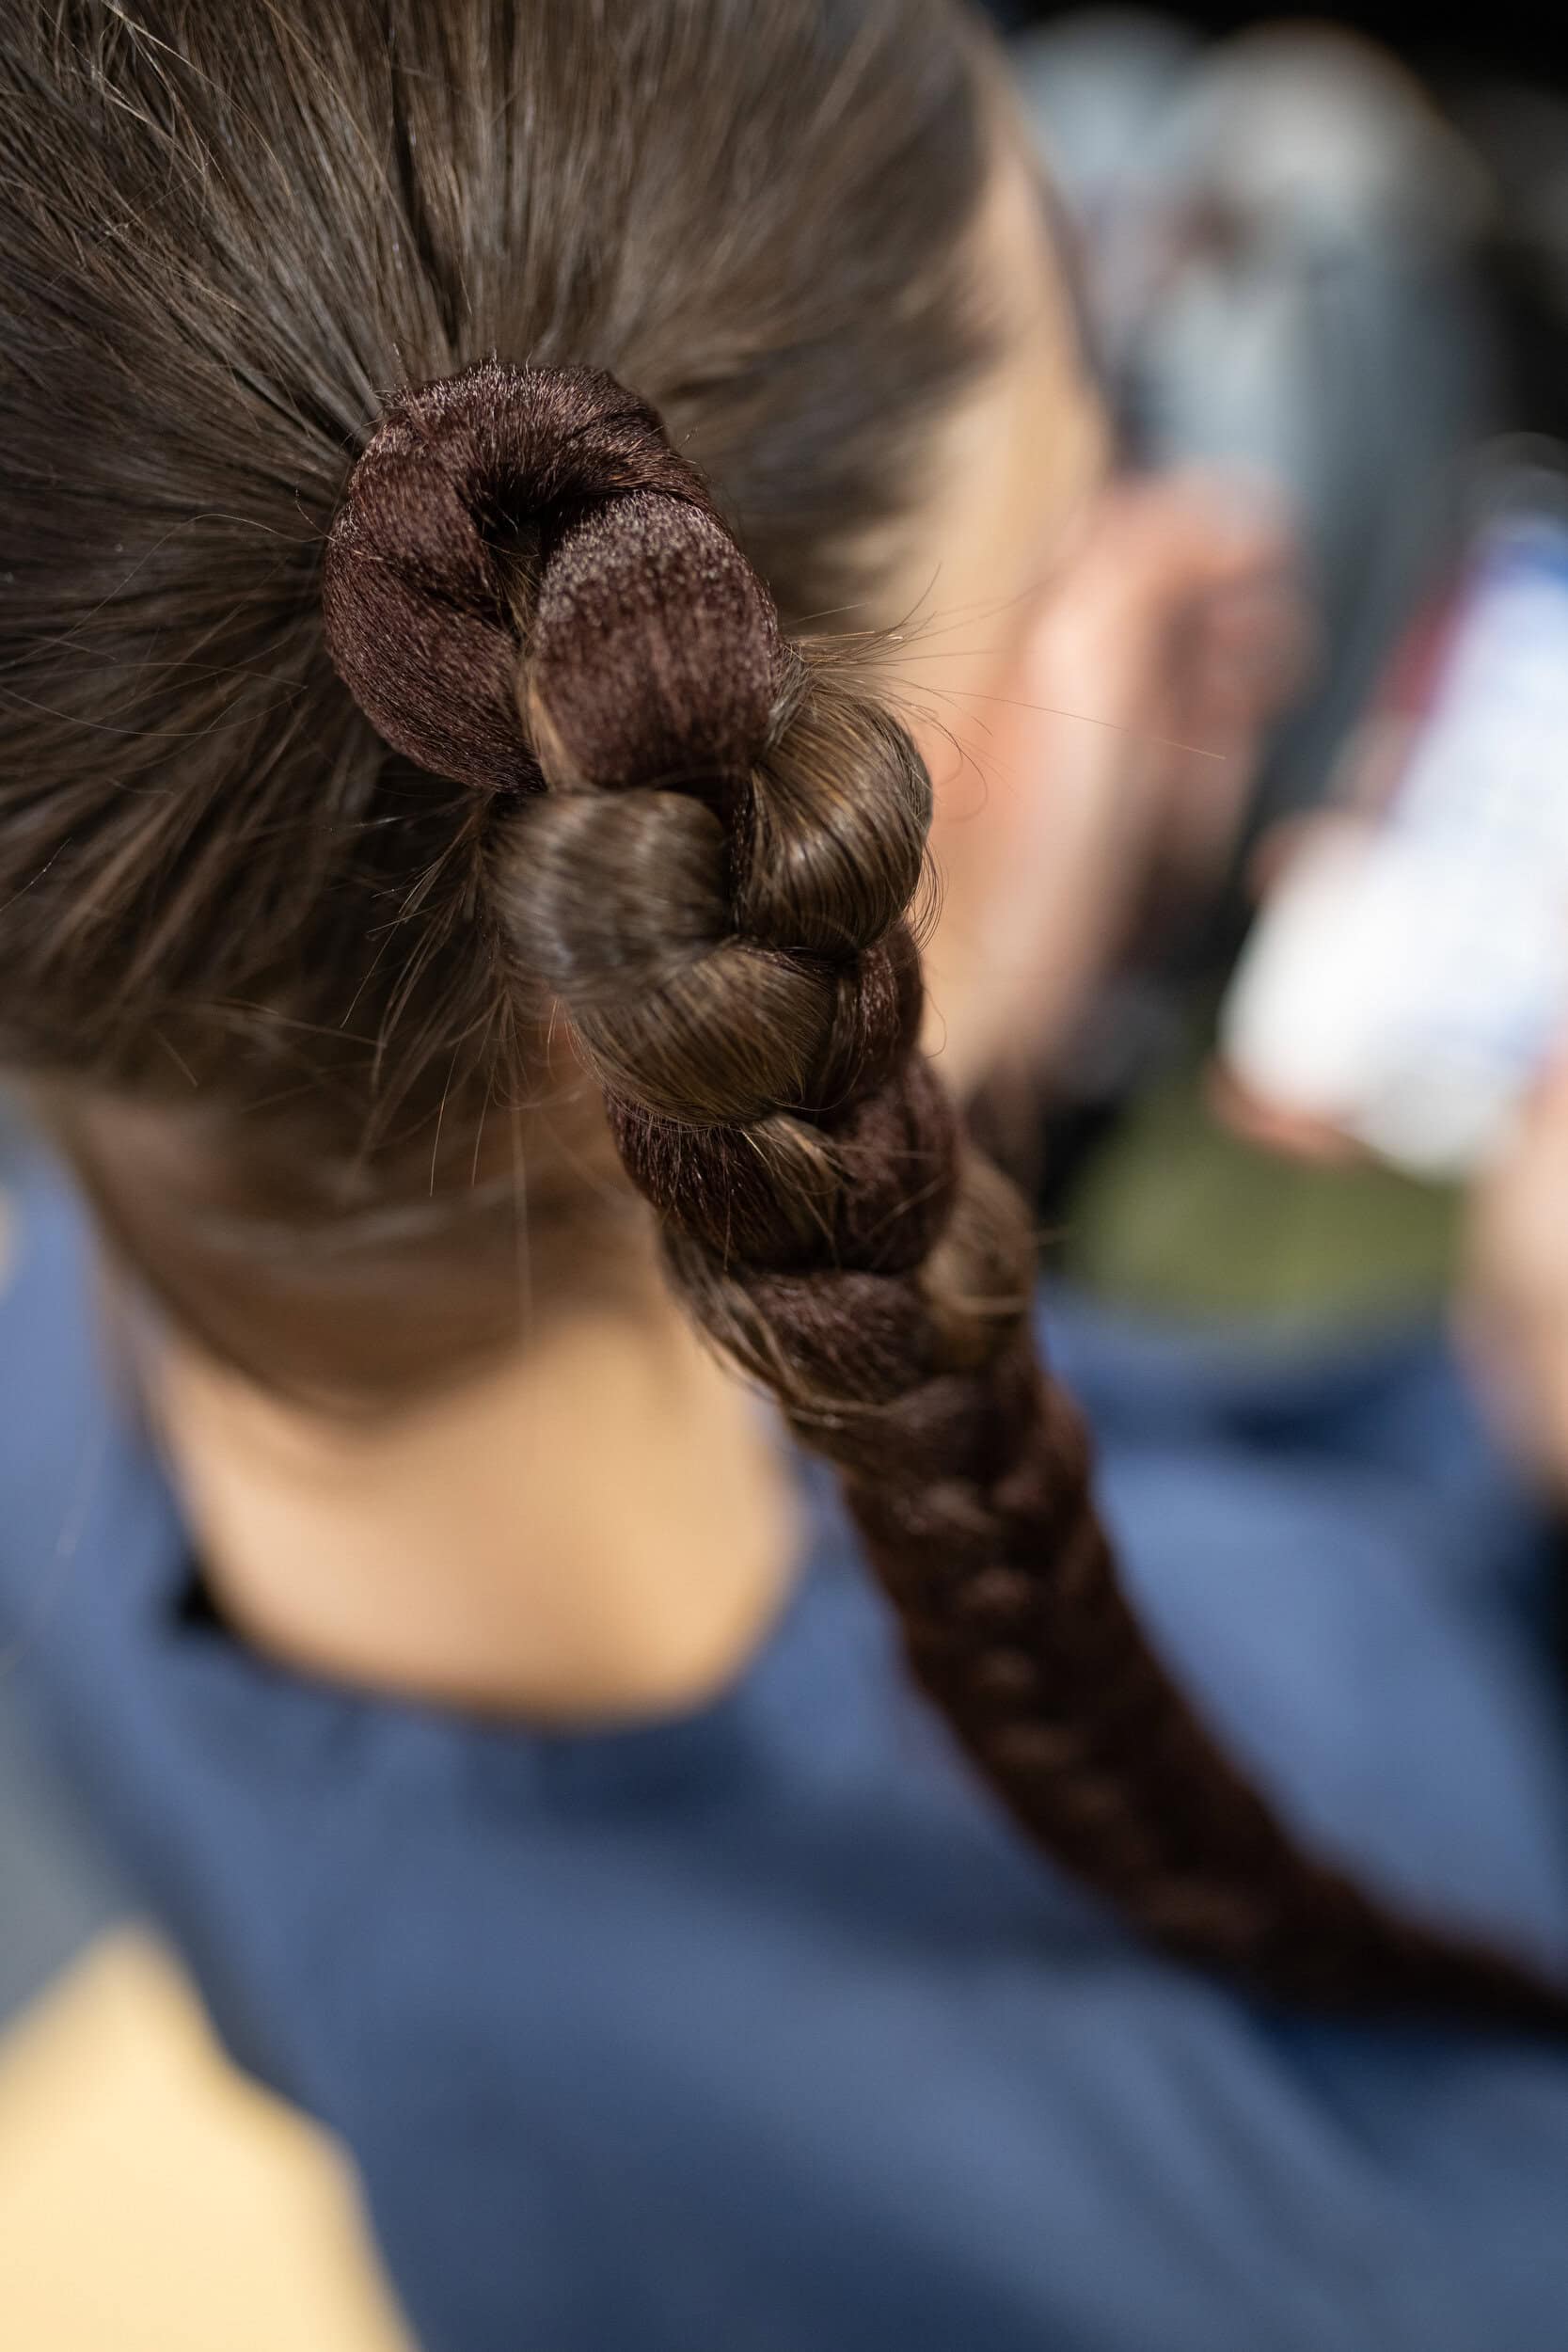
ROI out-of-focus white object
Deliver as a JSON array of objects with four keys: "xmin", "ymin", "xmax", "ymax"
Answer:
[{"xmin": 1222, "ymin": 469, "xmax": 1568, "ymax": 1177}]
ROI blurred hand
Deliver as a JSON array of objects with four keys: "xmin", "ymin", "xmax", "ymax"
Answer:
[
  {"xmin": 1046, "ymin": 468, "xmax": 1310, "ymax": 893},
  {"xmin": 1461, "ymin": 1049, "xmax": 1568, "ymax": 1491},
  {"xmin": 922, "ymin": 467, "xmax": 1307, "ymax": 1093}
]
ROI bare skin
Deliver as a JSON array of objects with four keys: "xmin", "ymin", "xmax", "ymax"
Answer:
[{"xmin": 149, "ymin": 135, "xmax": 1296, "ymax": 1721}]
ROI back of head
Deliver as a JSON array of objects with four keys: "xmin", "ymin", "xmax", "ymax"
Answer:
[
  {"xmin": 0, "ymin": 0, "xmax": 990, "ymax": 1387},
  {"xmin": 3, "ymin": 0, "xmax": 1564, "ymax": 2030}
]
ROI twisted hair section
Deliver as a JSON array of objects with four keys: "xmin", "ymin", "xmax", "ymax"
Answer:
[{"xmin": 325, "ymin": 359, "xmax": 1567, "ymax": 2029}]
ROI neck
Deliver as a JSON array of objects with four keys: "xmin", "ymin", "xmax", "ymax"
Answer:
[{"xmin": 146, "ymin": 1272, "xmax": 800, "ymax": 1723}]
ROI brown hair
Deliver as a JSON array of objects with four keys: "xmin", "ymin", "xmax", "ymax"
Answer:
[{"xmin": 2, "ymin": 0, "xmax": 1562, "ymax": 2028}]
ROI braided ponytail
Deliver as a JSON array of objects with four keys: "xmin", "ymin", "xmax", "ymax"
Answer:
[{"xmin": 326, "ymin": 360, "xmax": 1567, "ymax": 2029}]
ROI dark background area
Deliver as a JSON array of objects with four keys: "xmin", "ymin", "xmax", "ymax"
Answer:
[
  {"xmin": 985, "ymin": 0, "xmax": 1563, "ymax": 85},
  {"xmin": 987, "ymin": 3, "xmax": 1568, "ymax": 470}
]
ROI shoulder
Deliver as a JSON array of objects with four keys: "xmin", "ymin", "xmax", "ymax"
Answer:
[
  {"xmin": 0, "ymin": 1119, "xmax": 100, "ymax": 1470},
  {"xmin": 0, "ymin": 1117, "xmax": 164, "ymax": 1634},
  {"xmin": 1040, "ymin": 1286, "xmax": 1568, "ymax": 1975}
]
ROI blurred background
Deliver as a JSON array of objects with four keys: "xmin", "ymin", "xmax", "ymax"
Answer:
[
  {"xmin": 1003, "ymin": 6, "xmax": 1568, "ymax": 1322},
  {"xmin": 4, "ymin": 6, "xmax": 1567, "ymax": 2342}
]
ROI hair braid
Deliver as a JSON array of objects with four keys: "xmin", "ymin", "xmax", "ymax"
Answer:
[{"xmin": 325, "ymin": 359, "xmax": 1568, "ymax": 2030}]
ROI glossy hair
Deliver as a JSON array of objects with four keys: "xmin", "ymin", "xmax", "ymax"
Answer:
[{"xmin": 2, "ymin": 0, "xmax": 1563, "ymax": 2027}]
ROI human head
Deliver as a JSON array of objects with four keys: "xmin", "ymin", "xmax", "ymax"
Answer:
[
  {"xmin": 0, "ymin": 0, "xmax": 1025, "ymax": 1390},
  {"xmin": 2, "ymin": 0, "xmax": 1560, "ymax": 2026}
]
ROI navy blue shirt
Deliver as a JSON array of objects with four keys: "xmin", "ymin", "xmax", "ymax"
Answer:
[{"xmin": 4, "ymin": 1146, "xmax": 1568, "ymax": 2352}]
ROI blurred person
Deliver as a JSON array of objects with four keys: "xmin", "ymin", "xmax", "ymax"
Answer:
[
  {"xmin": 1017, "ymin": 13, "xmax": 1495, "ymax": 833},
  {"xmin": 0, "ymin": 6, "xmax": 1566, "ymax": 2349},
  {"xmin": 986, "ymin": 14, "xmax": 1505, "ymax": 1158}
]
